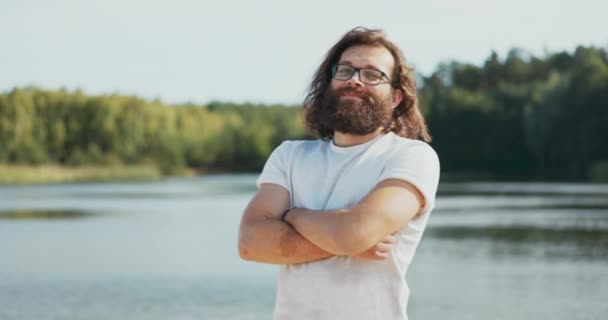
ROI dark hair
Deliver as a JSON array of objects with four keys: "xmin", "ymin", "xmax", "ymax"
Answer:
[{"xmin": 303, "ymin": 27, "xmax": 431, "ymax": 142}]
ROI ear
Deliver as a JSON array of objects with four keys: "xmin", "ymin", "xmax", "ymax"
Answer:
[{"xmin": 391, "ymin": 89, "xmax": 403, "ymax": 110}]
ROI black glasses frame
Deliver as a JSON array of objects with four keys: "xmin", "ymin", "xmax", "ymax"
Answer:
[{"xmin": 330, "ymin": 63, "xmax": 391, "ymax": 85}]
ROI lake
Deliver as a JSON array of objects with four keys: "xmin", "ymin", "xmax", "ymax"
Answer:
[{"xmin": 1, "ymin": 175, "xmax": 607, "ymax": 319}]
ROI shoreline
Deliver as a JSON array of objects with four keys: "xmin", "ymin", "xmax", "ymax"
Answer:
[
  {"xmin": 1, "ymin": 164, "xmax": 604, "ymax": 185},
  {"xmin": 0, "ymin": 164, "xmax": 168, "ymax": 185}
]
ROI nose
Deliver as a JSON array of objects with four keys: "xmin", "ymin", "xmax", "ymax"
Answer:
[{"xmin": 345, "ymin": 69, "xmax": 364, "ymax": 87}]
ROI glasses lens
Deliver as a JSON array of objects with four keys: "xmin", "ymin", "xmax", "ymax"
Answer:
[
  {"xmin": 361, "ymin": 69, "xmax": 383, "ymax": 84},
  {"xmin": 334, "ymin": 65, "xmax": 354, "ymax": 80}
]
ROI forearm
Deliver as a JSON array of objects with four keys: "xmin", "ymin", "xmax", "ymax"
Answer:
[
  {"xmin": 282, "ymin": 180, "xmax": 423, "ymax": 256},
  {"xmin": 284, "ymin": 208, "xmax": 365, "ymax": 255},
  {"xmin": 238, "ymin": 217, "xmax": 334, "ymax": 265}
]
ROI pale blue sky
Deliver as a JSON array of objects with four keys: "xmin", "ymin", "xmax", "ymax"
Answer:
[{"xmin": 1, "ymin": 0, "xmax": 606, "ymax": 104}]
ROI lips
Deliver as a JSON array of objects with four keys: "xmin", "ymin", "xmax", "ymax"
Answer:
[
  {"xmin": 338, "ymin": 89, "xmax": 365, "ymax": 98},
  {"xmin": 340, "ymin": 94, "xmax": 362, "ymax": 99}
]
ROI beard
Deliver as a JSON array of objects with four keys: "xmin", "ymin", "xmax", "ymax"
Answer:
[{"xmin": 318, "ymin": 86, "xmax": 393, "ymax": 136}]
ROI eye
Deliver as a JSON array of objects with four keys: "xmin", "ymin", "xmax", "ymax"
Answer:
[
  {"xmin": 336, "ymin": 65, "xmax": 353, "ymax": 77},
  {"xmin": 362, "ymin": 69, "xmax": 382, "ymax": 81}
]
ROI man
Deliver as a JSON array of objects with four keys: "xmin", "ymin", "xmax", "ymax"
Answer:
[{"xmin": 238, "ymin": 27, "xmax": 440, "ymax": 320}]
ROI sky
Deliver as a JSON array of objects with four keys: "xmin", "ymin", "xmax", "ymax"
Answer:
[{"xmin": 1, "ymin": 0, "xmax": 606, "ymax": 105}]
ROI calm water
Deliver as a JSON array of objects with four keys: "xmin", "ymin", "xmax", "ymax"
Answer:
[{"xmin": 1, "ymin": 175, "xmax": 607, "ymax": 320}]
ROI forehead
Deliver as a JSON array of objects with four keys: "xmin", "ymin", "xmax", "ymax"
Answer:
[{"xmin": 338, "ymin": 45, "xmax": 395, "ymax": 74}]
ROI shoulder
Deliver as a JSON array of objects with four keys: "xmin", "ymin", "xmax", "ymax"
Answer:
[
  {"xmin": 386, "ymin": 133, "xmax": 439, "ymax": 164},
  {"xmin": 258, "ymin": 140, "xmax": 323, "ymax": 187},
  {"xmin": 273, "ymin": 139, "xmax": 326, "ymax": 156}
]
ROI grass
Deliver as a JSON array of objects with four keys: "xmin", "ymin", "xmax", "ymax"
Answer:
[
  {"xmin": 0, "ymin": 164, "xmax": 163, "ymax": 184},
  {"xmin": 0, "ymin": 209, "xmax": 91, "ymax": 219}
]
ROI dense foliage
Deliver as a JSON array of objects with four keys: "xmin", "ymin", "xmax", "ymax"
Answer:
[
  {"xmin": 0, "ymin": 90, "xmax": 307, "ymax": 174},
  {"xmin": 420, "ymin": 46, "xmax": 608, "ymax": 181}
]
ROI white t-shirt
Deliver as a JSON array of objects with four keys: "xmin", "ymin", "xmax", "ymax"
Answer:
[{"xmin": 256, "ymin": 131, "xmax": 440, "ymax": 320}]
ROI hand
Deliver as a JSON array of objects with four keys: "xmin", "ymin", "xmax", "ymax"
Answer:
[{"xmin": 355, "ymin": 232, "xmax": 397, "ymax": 260}]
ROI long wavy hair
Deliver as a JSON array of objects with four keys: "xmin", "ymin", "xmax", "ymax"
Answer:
[{"xmin": 303, "ymin": 27, "xmax": 431, "ymax": 142}]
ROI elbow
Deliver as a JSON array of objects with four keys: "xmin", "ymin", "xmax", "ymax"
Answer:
[
  {"xmin": 238, "ymin": 242, "xmax": 249, "ymax": 260},
  {"xmin": 238, "ymin": 238, "xmax": 256, "ymax": 261},
  {"xmin": 238, "ymin": 243, "xmax": 257, "ymax": 262},
  {"xmin": 238, "ymin": 228, "xmax": 258, "ymax": 261},
  {"xmin": 238, "ymin": 218, "xmax": 263, "ymax": 262}
]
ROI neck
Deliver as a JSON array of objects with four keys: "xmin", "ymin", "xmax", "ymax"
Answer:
[{"xmin": 332, "ymin": 127, "xmax": 385, "ymax": 147}]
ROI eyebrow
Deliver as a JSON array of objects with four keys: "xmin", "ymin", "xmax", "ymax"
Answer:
[{"xmin": 339, "ymin": 60, "xmax": 386, "ymax": 73}]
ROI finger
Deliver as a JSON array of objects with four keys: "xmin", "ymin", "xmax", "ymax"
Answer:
[
  {"xmin": 381, "ymin": 235, "xmax": 396, "ymax": 244},
  {"xmin": 375, "ymin": 242, "xmax": 393, "ymax": 253},
  {"xmin": 373, "ymin": 250, "xmax": 390, "ymax": 259}
]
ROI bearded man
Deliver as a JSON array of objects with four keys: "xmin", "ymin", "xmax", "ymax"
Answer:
[{"xmin": 238, "ymin": 27, "xmax": 440, "ymax": 320}]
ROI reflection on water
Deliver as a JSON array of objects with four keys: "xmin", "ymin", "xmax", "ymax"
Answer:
[
  {"xmin": 439, "ymin": 181, "xmax": 608, "ymax": 195},
  {"xmin": 1, "ymin": 176, "xmax": 607, "ymax": 320},
  {"xmin": 436, "ymin": 195, "xmax": 608, "ymax": 211},
  {"xmin": 430, "ymin": 223, "xmax": 607, "ymax": 242},
  {"xmin": 428, "ymin": 225, "xmax": 608, "ymax": 259}
]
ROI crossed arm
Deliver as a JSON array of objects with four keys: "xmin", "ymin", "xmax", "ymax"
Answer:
[{"xmin": 237, "ymin": 179, "xmax": 424, "ymax": 264}]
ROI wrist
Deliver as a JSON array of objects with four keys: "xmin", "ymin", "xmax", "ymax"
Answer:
[
  {"xmin": 281, "ymin": 208, "xmax": 291, "ymax": 221},
  {"xmin": 283, "ymin": 207, "xmax": 301, "ymax": 225}
]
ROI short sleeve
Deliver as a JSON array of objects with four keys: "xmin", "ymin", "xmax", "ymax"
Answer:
[
  {"xmin": 256, "ymin": 141, "xmax": 290, "ymax": 190},
  {"xmin": 377, "ymin": 142, "xmax": 440, "ymax": 213}
]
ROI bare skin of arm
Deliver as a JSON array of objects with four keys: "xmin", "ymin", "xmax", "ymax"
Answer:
[
  {"xmin": 238, "ymin": 183, "xmax": 395, "ymax": 264},
  {"xmin": 284, "ymin": 179, "xmax": 425, "ymax": 255},
  {"xmin": 238, "ymin": 183, "xmax": 332, "ymax": 265}
]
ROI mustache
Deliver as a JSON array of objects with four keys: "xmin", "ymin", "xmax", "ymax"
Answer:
[{"xmin": 332, "ymin": 87, "xmax": 372, "ymax": 100}]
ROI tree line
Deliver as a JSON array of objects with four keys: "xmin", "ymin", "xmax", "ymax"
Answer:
[
  {"xmin": 1, "ymin": 45, "xmax": 606, "ymax": 181},
  {"xmin": 420, "ymin": 46, "xmax": 607, "ymax": 181},
  {"xmin": 0, "ymin": 89, "xmax": 308, "ymax": 174}
]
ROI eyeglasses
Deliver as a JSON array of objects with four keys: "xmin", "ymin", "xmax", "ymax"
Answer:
[{"xmin": 331, "ymin": 63, "xmax": 391, "ymax": 86}]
